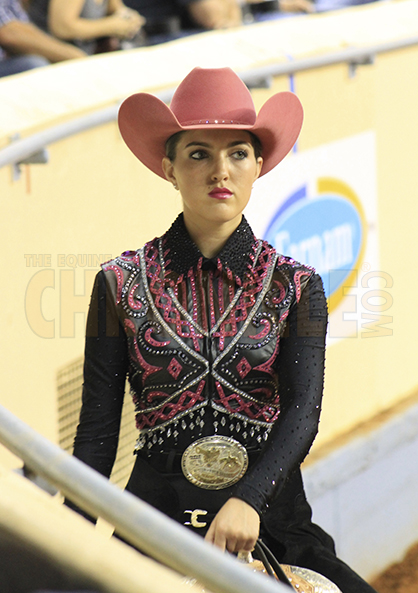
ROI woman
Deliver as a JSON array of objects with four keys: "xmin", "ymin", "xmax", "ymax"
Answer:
[
  {"xmin": 28, "ymin": 0, "xmax": 144, "ymax": 54},
  {"xmin": 73, "ymin": 67, "xmax": 377, "ymax": 593}
]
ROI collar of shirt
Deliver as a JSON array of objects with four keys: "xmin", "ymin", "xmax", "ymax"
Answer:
[{"xmin": 161, "ymin": 213, "xmax": 257, "ymax": 285}]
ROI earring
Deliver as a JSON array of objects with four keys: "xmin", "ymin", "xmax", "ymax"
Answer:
[{"xmin": 173, "ymin": 183, "xmax": 178, "ymax": 190}]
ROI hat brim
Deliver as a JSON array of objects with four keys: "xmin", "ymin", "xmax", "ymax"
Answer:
[{"xmin": 118, "ymin": 91, "xmax": 303, "ymax": 179}]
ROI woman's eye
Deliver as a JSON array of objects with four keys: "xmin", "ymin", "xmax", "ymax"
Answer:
[
  {"xmin": 232, "ymin": 149, "xmax": 248, "ymax": 160},
  {"xmin": 189, "ymin": 150, "xmax": 208, "ymax": 160}
]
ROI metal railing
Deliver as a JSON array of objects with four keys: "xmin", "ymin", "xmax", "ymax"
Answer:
[
  {"xmin": 1, "ymin": 35, "xmax": 418, "ymax": 171},
  {"xmin": 0, "ymin": 403, "xmax": 289, "ymax": 593}
]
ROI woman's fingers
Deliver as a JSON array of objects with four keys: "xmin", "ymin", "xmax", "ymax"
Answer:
[
  {"xmin": 204, "ymin": 497, "xmax": 260, "ymax": 553},
  {"xmin": 205, "ymin": 522, "xmax": 249, "ymax": 553},
  {"xmin": 205, "ymin": 521, "xmax": 225, "ymax": 551}
]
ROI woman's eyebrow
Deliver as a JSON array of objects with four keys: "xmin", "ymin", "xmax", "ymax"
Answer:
[
  {"xmin": 184, "ymin": 141, "xmax": 211, "ymax": 148},
  {"xmin": 228, "ymin": 140, "xmax": 251, "ymax": 148},
  {"xmin": 184, "ymin": 140, "xmax": 251, "ymax": 149}
]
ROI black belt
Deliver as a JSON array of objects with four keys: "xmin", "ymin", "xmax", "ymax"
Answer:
[{"xmin": 137, "ymin": 447, "xmax": 262, "ymax": 475}]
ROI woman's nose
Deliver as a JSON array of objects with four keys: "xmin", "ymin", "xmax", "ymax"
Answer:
[{"xmin": 211, "ymin": 154, "xmax": 229, "ymax": 182}]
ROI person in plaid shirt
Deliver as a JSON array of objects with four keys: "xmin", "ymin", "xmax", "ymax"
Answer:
[{"xmin": 0, "ymin": 0, "xmax": 85, "ymax": 77}]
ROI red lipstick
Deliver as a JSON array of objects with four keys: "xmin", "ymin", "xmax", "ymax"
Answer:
[{"xmin": 209, "ymin": 187, "xmax": 233, "ymax": 199}]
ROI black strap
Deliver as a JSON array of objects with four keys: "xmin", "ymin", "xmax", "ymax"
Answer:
[
  {"xmin": 137, "ymin": 448, "xmax": 262, "ymax": 474},
  {"xmin": 254, "ymin": 540, "xmax": 293, "ymax": 588}
]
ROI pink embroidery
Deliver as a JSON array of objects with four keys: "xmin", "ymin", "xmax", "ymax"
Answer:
[
  {"xmin": 218, "ymin": 270, "xmax": 225, "ymax": 316},
  {"xmin": 294, "ymin": 270, "xmax": 311, "ymax": 302},
  {"xmin": 276, "ymin": 255, "xmax": 288, "ymax": 266},
  {"xmin": 188, "ymin": 268, "xmax": 199, "ymax": 324},
  {"xmin": 146, "ymin": 390, "xmax": 171, "ymax": 403},
  {"xmin": 136, "ymin": 380, "xmax": 205, "ymax": 428},
  {"xmin": 254, "ymin": 338, "xmax": 280, "ymax": 376},
  {"xmin": 207, "ymin": 245, "xmax": 276, "ymax": 350},
  {"xmin": 279, "ymin": 309, "xmax": 290, "ymax": 323},
  {"xmin": 178, "ymin": 282, "xmax": 187, "ymax": 311},
  {"xmin": 116, "ymin": 237, "xmax": 311, "ymax": 434},
  {"xmin": 141, "ymin": 240, "xmax": 280, "ymax": 355},
  {"xmin": 227, "ymin": 268, "xmax": 235, "ymax": 304},
  {"xmin": 128, "ymin": 283, "xmax": 142, "ymax": 310},
  {"xmin": 249, "ymin": 318, "xmax": 271, "ymax": 340},
  {"xmin": 167, "ymin": 358, "xmax": 183, "ymax": 379},
  {"xmin": 145, "ymin": 242, "xmax": 203, "ymax": 351},
  {"xmin": 209, "ymin": 270, "xmax": 216, "ymax": 329},
  {"xmin": 248, "ymin": 387, "xmax": 275, "ymax": 399},
  {"xmin": 245, "ymin": 242, "xmax": 274, "ymax": 289},
  {"xmin": 213, "ymin": 315, "xmax": 238, "ymax": 351},
  {"xmin": 144, "ymin": 327, "xmax": 170, "ymax": 348},
  {"xmin": 120, "ymin": 251, "xmax": 141, "ymax": 267},
  {"xmin": 236, "ymin": 357, "xmax": 252, "ymax": 379},
  {"xmin": 215, "ymin": 382, "xmax": 278, "ymax": 423},
  {"xmin": 271, "ymin": 280, "xmax": 286, "ymax": 305},
  {"xmin": 102, "ymin": 264, "xmax": 124, "ymax": 304},
  {"xmin": 124, "ymin": 319, "xmax": 162, "ymax": 385},
  {"xmin": 196, "ymin": 262, "xmax": 208, "ymax": 332}
]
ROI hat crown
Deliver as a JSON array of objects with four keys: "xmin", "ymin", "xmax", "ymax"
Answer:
[{"xmin": 170, "ymin": 67, "xmax": 257, "ymax": 127}]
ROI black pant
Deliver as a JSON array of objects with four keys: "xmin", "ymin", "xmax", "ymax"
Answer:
[{"xmin": 125, "ymin": 456, "xmax": 377, "ymax": 593}]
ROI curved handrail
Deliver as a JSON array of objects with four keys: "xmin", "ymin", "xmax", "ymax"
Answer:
[
  {"xmin": 0, "ymin": 403, "xmax": 289, "ymax": 593},
  {"xmin": 0, "ymin": 89, "xmax": 174, "ymax": 170},
  {"xmin": 1, "ymin": 35, "xmax": 418, "ymax": 170}
]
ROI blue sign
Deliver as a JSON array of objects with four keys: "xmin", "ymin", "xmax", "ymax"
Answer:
[{"xmin": 264, "ymin": 181, "xmax": 366, "ymax": 300}]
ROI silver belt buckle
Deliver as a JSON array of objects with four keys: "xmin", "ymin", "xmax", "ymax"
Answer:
[{"xmin": 181, "ymin": 435, "xmax": 249, "ymax": 490}]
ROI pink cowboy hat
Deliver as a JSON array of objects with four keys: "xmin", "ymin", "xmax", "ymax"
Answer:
[{"xmin": 118, "ymin": 67, "xmax": 303, "ymax": 178}]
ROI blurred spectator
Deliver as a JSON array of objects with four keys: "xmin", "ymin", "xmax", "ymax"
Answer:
[
  {"xmin": 123, "ymin": 0, "xmax": 314, "ymax": 46},
  {"xmin": 244, "ymin": 0, "xmax": 314, "ymax": 19},
  {"xmin": 27, "ymin": 0, "xmax": 144, "ymax": 55},
  {"xmin": 186, "ymin": 0, "xmax": 242, "ymax": 28},
  {"xmin": 123, "ymin": 0, "xmax": 242, "ymax": 38},
  {"xmin": 0, "ymin": 0, "xmax": 85, "ymax": 78}
]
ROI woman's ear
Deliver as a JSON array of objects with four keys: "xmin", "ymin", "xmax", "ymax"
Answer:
[
  {"xmin": 162, "ymin": 157, "xmax": 176, "ymax": 185},
  {"xmin": 255, "ymin": 156, "xmax": 263, "ymax": 181}
]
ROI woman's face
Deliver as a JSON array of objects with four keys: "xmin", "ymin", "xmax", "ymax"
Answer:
[{"xmin": 162, "ymin": 129, "xmax": 263, "ymax": 233}]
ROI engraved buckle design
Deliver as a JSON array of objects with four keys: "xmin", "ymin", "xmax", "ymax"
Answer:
[{"xmin": 181, "ymin": 436, "xmax": 249, "ymax": 490}]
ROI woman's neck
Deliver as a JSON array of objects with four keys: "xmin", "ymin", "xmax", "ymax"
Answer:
[{"xmin": 183, "ymin": 214, "xmax": 242, "ymax": 259}]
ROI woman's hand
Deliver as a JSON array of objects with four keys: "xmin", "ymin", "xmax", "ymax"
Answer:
[
  {"xmin": 106, "ymin": 9, "xmax": 144, "ymax": 39},
  {"xmin": 49, "ymin": 0, "xmax": 144, "ymax": 41},
  {"xmin": 205, "ymin": 497, "xmax": 260, "ymax": 553}
]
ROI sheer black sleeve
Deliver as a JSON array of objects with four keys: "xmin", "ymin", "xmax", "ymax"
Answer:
[
  {"xmin": 232, "ymin": 273, "xmax": 327, "ymax": 514},
  {"xmin": 72, "ymin": 270, "xmax": 129, "ymax": 479}
]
